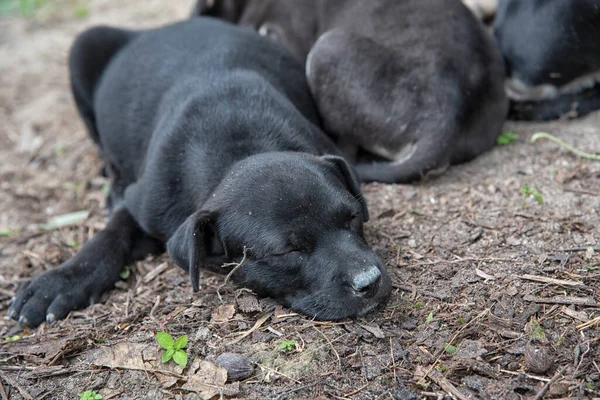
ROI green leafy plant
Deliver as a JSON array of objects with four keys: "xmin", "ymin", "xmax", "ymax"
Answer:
[
  {"xmin": 497, "ymin": 132, "xmax": 518, "ymax": 145},
  {"xmin": 279, "ymin": 339, "xmax": 296, "ymax": 352},
  {"xmin": 79, "ymin": 391, "xmax": 102, "ymax": 400},
  {"xmin": 156, "ymin": 332, "xmax": 188, "ymax": 366},
  {"xmin": 521, "ymin": 184, "xmax": 544, "ymax": 205},
  {"xmin": 413, "ymin": 301, "xmax": 422, "ymax": 309}
]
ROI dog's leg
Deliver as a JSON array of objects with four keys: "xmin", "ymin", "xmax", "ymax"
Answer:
[
  {"xmin": 9, "ymin": 208, "xmax": 162, "ymax": 327},
  {"xmin": 306, "ymin": 30, "xmax": 456, "ymax": 183}
]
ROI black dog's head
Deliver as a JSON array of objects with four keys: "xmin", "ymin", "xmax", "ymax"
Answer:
[
  {"xmin": 192, "ymin": 0, "xmax": 319, "ymax": 61},
  {"xmin": 167, "ymin": 153, "xmax": 391, "ymax": 319}
]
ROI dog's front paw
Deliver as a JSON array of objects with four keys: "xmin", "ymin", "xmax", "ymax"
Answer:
[{"xmin": 9, "ymin": 261, "xmax": 111, "ymax": 328}]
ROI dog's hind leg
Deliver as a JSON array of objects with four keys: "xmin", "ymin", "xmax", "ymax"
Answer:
[
  {"xmin": 9, "ymin": 208, "xmax": 162, "ymax": 327},
  {"xmin": 306, "ymin": 30, "xmax": 455, "ymax": 183}
]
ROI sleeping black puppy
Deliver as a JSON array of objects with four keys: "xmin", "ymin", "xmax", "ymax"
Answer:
[
  {"xmin": 193, "ymin": 0, "xmax": 508, "ymax": 183},
  {"xmin": 9, "ymin": 18, "xmax": 391, "ymax": 328},
  {"xmin": 495, "ymin": 0, "xmax": 600, "ymax": 120}
]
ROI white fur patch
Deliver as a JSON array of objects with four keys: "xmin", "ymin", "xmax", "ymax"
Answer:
[
  {"xmin": 367, "ymin": 142, "xmax": 417, "ymax": 163},
  {"xmin": 506, "ymin": 70, "xmax": 600, "ymax": 101}
]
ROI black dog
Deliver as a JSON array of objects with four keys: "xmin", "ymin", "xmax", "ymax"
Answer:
[
  {"xmin": 495, "ymin": 0, "xmax": 600, "ymax": 120},
  {"xmin": 193, "ymin": 0, "xmax": 508, "ymax": 183},
  {"xmin": 9, "ymin": 19, "xmax": 391, "ymax": 328}
]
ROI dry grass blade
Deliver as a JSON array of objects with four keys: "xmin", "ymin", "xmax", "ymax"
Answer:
[
  {"xmin": 577, "ymin": 316, "xmax": 600, "ymax": 331},
  {"xmin": 227, "ymin": 313, "xmax": 271, "ymax": 345},
  {"xmin": 518, "ymin": 274, "xmax": 583, "ymax": 287}
]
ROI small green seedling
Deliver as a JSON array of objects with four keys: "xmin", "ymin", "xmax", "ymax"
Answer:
[
  {"xmin": 586, "ymin": 265, "xmax": 599, "ymax": 272},
  {"xmin": 426, "ymin": 312, "xmax": 434, "ymax": 323},
  {"xmin": 521, "ymin": 184, "xmax": 544, "ymax": 205},
  {"xmin": 0, "ymin": 228, "xmax": 13, "ymax": 237},
  {"xmin": 413, "ymin": 301, "xmax": 422, "ymax": 309},
  {"xmin": 3, "ymin": 335, "xmax": 20, "ymax": 342},
  {"xmin": 119, "ymin": 266, "xmax": 131, "ymax": 280},
  {"xmin": 73, "ymin": 3, "xmax": 89, "ymax": 18},
  {"xmin": 279, "ymin": 339, "xmax": 296, "ymax": 352},
  {"xmin": 586, "ymin": 382, "xmax": 595, "ymax": 391},
  {"xmin": 79, "ymin": 391, "xmax": 102, "ymax": 400},
  {"xmin": 156, "ymin": 332, "xmax": 188, "ymax": 367},
  {"xmin": 444, "ymin": 343, "xmax": 457, "ymax": 355},
  {"xmin": 497, "ymin": 132, "xmax": 518, "ymax": 145}
]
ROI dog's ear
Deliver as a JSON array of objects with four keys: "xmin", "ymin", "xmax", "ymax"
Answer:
[
  {"xmin": 191, "ymin": 0, "xmax": 248, "ymax": 23},
  {"xmin": 323, "ymin": 155, "xmax": 370, "ymax": 222},
  {"xmin": 166, "ymin": 210, "xmax": 219, "ymax": 292}
]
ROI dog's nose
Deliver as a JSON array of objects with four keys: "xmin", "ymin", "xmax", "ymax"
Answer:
[{"xmin": 350, "ymin": 265, "xmax": 381, "ymax": 297}]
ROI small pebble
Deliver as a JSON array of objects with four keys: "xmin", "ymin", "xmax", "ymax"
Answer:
[{"xmin": 525, "ymin": 343, "xmax": 552, "ymax": 374}]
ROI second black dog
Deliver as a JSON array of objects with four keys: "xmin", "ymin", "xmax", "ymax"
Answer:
[
  {"xmin": 495, "ymin": 0, "xmax": 600, "ymax": 120},
  {"xmin": 9, "ymin": 19, "xmax": 391, "ymax": 327}
]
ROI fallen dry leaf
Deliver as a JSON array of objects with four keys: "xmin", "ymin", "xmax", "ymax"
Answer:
[
  {"xmin": 182, "ymin": 359, "xmax": 228, "ymax": 399},
  {"xmin": 91, "ymin": 342, "xmax": 184, "ymax": 387},
  {"xmin": 211, "ymin": 304, "xmax": 236, "ymax": 323}
]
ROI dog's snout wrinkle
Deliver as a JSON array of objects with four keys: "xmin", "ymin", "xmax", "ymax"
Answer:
[{"xmin": 350, "ymin": 265, "xmax": 381, "ymax": 296}]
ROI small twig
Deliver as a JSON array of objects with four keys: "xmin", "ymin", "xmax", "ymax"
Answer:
[
  {"xmin": 394, "ymin": 284, "xmax": 448, "ymax": 300},
  {"xmin": 523, "ymin": 295, "xmax": 597, "ymax": 307},
  {"xmin": 0, "ymin": 377, "xmax": 8, "ymax": 400},
  {"xmin": 558, "ymin": 246, "xmax": 600, "ymax": 253},
  {"xmin": 142, "ymin": 262, "xmax": 169, "ymax": 284},
  {"xmin": 255, "ymin": 362, "xmax": 302, "ymax": 384},
  {"xmin": 499, "ymin": 369, "xmax": 551, "ymax": 382},
  {"xmin": 343, "ymin": 381, "xmax": 370, "ymax": 397},
  {"xmin": 518, "ymin": 274, "xmax": 583, "ymax": 287},
  {"xmin": 217, "ymin": 246, "xmax": 249, "ymax": 302},
  {"xmin": 563, "ymin": 187, "xmax": 600, "ymax": 197},
  {"xmin": 530, "ymin": 132, "xmax": 600, "ymax": 161},
  {"xmin": 420, "ymin": 309, "xmax": 489, "ymax": 383},
  {"xmin": 390, "ymin": 338, "xmax": 397, "ymax": 383},
  {"xmin": 533, "ymin": 366, "xmax": 568, "ymax": 400},
  {"xmin": 428, "ymin": 369, "xmax": 468, "ymax": 400},
  {"xmin": 405, "ymin": 257, "xmax": 517, "ymax": 268},
  {"xmin": 313, "ymin": 324, "xmax": 341, "ymax": 371},
  {"xmin": 273, "ymin": 383, "xmax": 316, "ymax": 400},
  {"xmin": 0, "ymin": 373, "xmax": 33, "ymax": 400}
]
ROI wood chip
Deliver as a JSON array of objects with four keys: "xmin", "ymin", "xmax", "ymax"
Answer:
[
  {"xmin": 359, "ymin": 323, "xmax": 385, "ymax": 339},
  {"xmin": 523, "ymin": 295, "xmax": 597, "ymax": 307},
  {"xmin": 476, "ymin": 268, "xmax": 495, "ymax": 280},
  {"xmin": 518, "ymin": 274, "xmax": 583, "ymax": 287},
  {"xmin": 428, "ymin": 369, "xmax": 468, "ymax": 400},
  {"xmin": 143, "ymin": 262, "xmax": 170, "ymax": 284},
  {"xmin": 560, "ymin": 306, "xmax": 589, "ymax": 322}
]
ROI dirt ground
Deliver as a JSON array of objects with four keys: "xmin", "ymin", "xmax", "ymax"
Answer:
[{"xmin": 1, "ymin": 2, "xmax": 599, "ymax": 399}]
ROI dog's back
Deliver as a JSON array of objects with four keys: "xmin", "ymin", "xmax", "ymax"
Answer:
[{"xmin": 70, "ymin": 19, "xmax": 338, "ymax": 237}]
